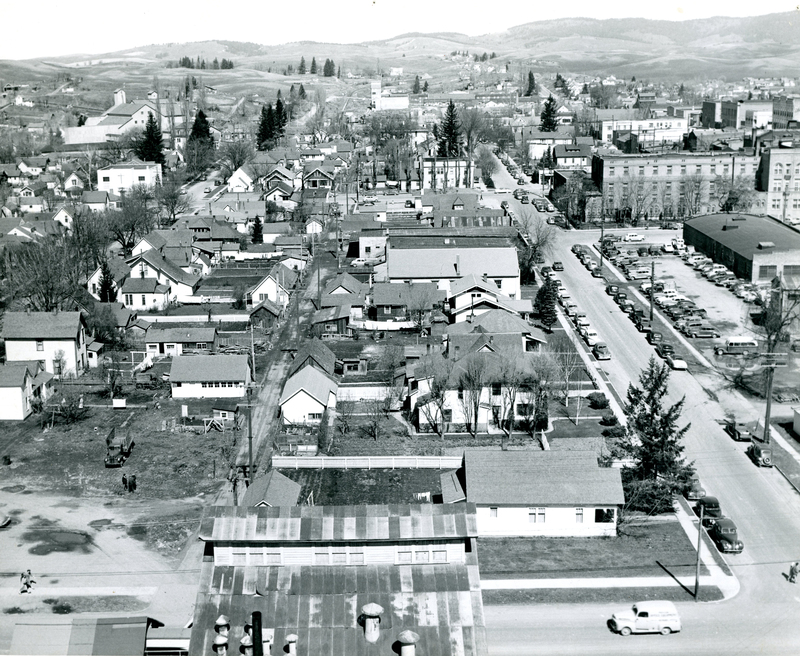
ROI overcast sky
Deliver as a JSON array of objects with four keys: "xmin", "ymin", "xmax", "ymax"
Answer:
[{"xmin": 0, "ymin": 0, "xmax": 795, "ymax": 60}]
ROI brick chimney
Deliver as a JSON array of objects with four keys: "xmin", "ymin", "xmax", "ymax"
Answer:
[
  {"xmin": 361, "ymin": 602, "xmax": 384, "ymax": 644},
  {"xmin": 398, "ymin": 630, "xmax": 420, "ymax": 656}
]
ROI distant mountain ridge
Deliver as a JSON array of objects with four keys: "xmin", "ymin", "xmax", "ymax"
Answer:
[{"xmin": 4, "ymin": 11, "xmax": 800, "ymax": 81}]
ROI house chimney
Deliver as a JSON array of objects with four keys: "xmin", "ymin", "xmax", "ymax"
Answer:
[
  {"xmin": 398, "ymin": 630, "xmax": 420, "ymax": 656},
  {"xmin": 361, "ymin": 603, "xmax": 384, "ymax": 644},
  {"xmin": 454, "ymin": 255, "xmax": 461, "ymax": 275},
  {"xmin": 285, "ymin": 634, "xmax": 298, "ymax": 655},
  {"xmin": 482, "ymin": 273, "xmax": 487, "ymax": 282}
]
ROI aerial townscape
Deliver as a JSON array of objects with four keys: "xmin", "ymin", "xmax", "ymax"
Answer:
[{"xmin": 2, "ymin": 6, "xmax": 800, "ymax": 655}]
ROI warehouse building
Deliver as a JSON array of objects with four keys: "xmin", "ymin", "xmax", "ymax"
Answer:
[{"xmin": 682, "ymin": 213, "xmax": 800, "ymax": 283}]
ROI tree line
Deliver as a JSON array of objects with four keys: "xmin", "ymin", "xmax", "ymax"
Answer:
[
  {"xmin": 170, "ymin": 56, "xmax": 234, "ymax": 70},
  {"xmin": 296, "ymin": 57, "xmax": 338, "ymax": 77}
]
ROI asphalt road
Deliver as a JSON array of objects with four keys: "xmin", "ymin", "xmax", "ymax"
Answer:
[{"xmin": 484, "ymin": 225, "xmax": 800, "ymax": 654}]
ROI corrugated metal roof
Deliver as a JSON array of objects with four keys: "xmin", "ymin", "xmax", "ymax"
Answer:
[
  {"xmin": 200, "ymin": 503, "xmax": 478, "ymax": 543},
  {"xmin": 685, "ymin": 213, "xmax": 800, "ymax": 259}
]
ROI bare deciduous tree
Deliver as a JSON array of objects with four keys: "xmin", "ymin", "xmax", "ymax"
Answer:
[
  {"xmin": 548, "ymin": 332, "xmax": 583, "ymax": 413},
  {"xmin": 460, "ymin": 107, "xmax": 486, "ymax": 187},
  {"xmin": 219, "ymin": 140, "xmax": 254, "ymax": 181},
  {"xmin": 417, "ymin": 356, "xmax": 453, "ymax": 437},
  {"xmin": 458, "ymin": 356, "xmax": 486, "ymax": 437},
  {"xmin": 156, "ymin": 174, "xmax": 190, "ymax": 225}
]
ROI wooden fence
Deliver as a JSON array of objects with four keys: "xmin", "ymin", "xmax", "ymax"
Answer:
[{"xmin": 271, "ymin": 455, "xmax": 462, "ymax": 470}]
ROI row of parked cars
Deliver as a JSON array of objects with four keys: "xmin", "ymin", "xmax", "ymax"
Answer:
[{"xmin": 692, "ymin": 494, "xmax": 745, "ymax": 554}]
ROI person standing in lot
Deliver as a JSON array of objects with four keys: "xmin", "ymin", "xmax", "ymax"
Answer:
[{"xmin": 789, "ymin": 562, "xmax": 798, "ymax": 583}]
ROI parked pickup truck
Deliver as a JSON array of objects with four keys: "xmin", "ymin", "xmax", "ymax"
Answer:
[{"xmin": 104, "ymin": 428, "xmax": 134, "ymax": 468}]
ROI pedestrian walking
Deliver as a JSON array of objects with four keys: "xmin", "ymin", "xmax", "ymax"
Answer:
[
  {"xmin": 24, "ymin": 570, "xmax": 35, "ymax": 587},
  {"xmin": 122, "ymin": 474, "xmax": 128, "ymax": 492},
  {"xmin": 19, "ymin": 572, "xmax": 30, "ymax": 594},
  {"xmin": 789, "ymin": 562, "xmax": 799, "ymax": 583},
  {"xmin": 129, "ymin": 474, "xmax": 137, "ymax": 493}
]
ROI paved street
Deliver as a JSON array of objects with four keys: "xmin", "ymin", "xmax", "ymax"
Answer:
[{"xmin": 484, "ymin": 223, "xmax": 800, "ymax": 654}]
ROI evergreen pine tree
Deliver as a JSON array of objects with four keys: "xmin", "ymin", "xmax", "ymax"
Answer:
[
  {"xmin": 134, "ymin": 112, "xmax": 165, "ymax": 165},
  {"xmin": 534, "ymin": 279, "xmax": 558, "ymax": 331},
  {"xmin": 337, "ymin": 66, "xmax": 341, "ymax": 78},
  {"xmin": 189, "ymin": 109, "xmax": 212, "ymax": 145},
  {"xmin": 251, "ymin": 215, "xmax": 263, "ymax": 244},
  {"xmin": 289, "ymin": 84, "xmax": 296, "ymax": 101},
  {"xmin": 412, "ymin": 75, "xmax": 421, "ymax": 94},
  {"xmin": 275, "ymin": 98, "xmax": 287, "ymax": 136},
  {"xmin": 98, "ymin": 259, "xmax": 117, "ymax": 303},
  {"xmin": 256, "ymin": 105, "xmax": 274, "ymax": 149},
  {"xmin": 436, "ymin": 100, "xmax": 461, "ymax": 157},
  {"xmin": 298, "ymin": 84, "xmax": 307, "ymax": 99},
  {"xmin": 422, "ymin": 81, "xmax": 428, "ymax": 92},
  {"xmin": 539, "ymin": 96, "xmax": 559, "ymax": 132},
  {"xmin": 310, "ymin": 57, "xmax": 317, "ymax": 74},
  {"xmin": 299, "ymin": 57, "xmax": 306, "ymax": 74},
  {"xmin": 212, "ymin": 57, "xmax": 219, "ymax": 69},
  {"xmin": 525, "ymin": 71, "xmax": 536, "ymax": 97}
]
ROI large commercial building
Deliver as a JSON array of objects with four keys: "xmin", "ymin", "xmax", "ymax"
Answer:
[
  {"xmin": 756, "ymin": 144, "xmax": 800, "ymax": 224},
  {"xmin": 773, "ymin": 96, "xmax": 800, "ymax": 130},
  {"xmin": 721, "ymin": 99, "xmax": 773, "ymax": 129},
  {"xmin": 683, "ymin": 213, "xmax": 800, "ymax": 283},
  {"xmin": 600, "ymin": 116, "xmax": 687, "ymax": 145},
  {"xmin": 591, "ymin": 151, "xmax": 761, "ymax": 219}
]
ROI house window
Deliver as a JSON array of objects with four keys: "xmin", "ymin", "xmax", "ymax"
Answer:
[
  {"xmin": 332, "ymin": 551, "xmax": 347, "ymax": 565},
  {"xmin": 214, "ymin": 382, "xmax": 220, "ymax": 387},
  {"xmin": 609, "ymin": 167, "xmax": 615, "ymax": 176},
  {"xmin": 432, "ymin": 550, "xmax": 447, "ymax": 562},
  {"xmin": 350, "ymin": 551, "xmax": 365, "ymax": 565},
  {"xmin": 491, "ymin": 383, "xmax": 501, "ymax": 396},
  {"xmin": 595, "ymin": 508, "xmax": 615, "ymax": 523},
  {"xmin": 141, "ymin": 295, "xmax": 146, "ymax": 306},
  {"xmin": 365, "ymin": 246, "xmax": 371, "ymax": 254},
  {"xmin": 36, "ymin": 340, "xmax": 44, "ymax": 351},
  {"xmin": 680, "ymin": 165, "xmax": 686, "ymax": 175},
  {"xmin": 457, "ymin": 389, "xmax": 464, "ymax": 400},
  {"xmin": 442, "ymin": 409, "xmax": 452, "ymax": 423},
  {"xmin": 576, "ymin": 507, "xmax": 584, "ymax": 523},
  {"xmin": 174, "ymin": 382, "xmax": 181, "ymax": 387},
  {"xmin": 516, "ymin": 403, "xmax": 533, "ymax": 416},
  {"xmin": 196, "ymin": 343, "xmax": 207, "ymax": 350},
  {"xmin": 102, "ymin": 176, "xmax": 110, "ymax": 182},
  {"xmin": 623, "ymin": 167, "xmax": 629, "ymax": 175},
  {"xmin": 346, "ymin": 363, "xmax": 360, "ymax": 372},
  {"xmin": 489, "ymin": 507, "xmax": 498, "ymax": 518},
  {"xmin": 415, "ymin": 551, "xmax": 430, "ymax": 563},
  {"xmin": 638, "ymin": 166, "xmax": 644, "ymax": 175},
  {"xmin": 53, "ymin": 360, "xmax": 62, "ymax": 376},
  {"xmin": 528, "ymin": 508, "xmax": 537, "ymax": 523},
  {"xmin": 666, "ymin": 166, "xmax": 673, "ymax": 175},
  {"xmin": 138, "ymin": 176, "xmax": 145, "ymax": 182},
  {"xmin": 314, "ymin": 551, "xmax": 329, "ymax": 565},
  {"xmin": 397, "ymin": 551, "xmax": 412, "ymax": 564},
  {"xmin": 309, "ymin": 412, "xmax": 323, "ymax": 420},
  {"xmin": 695, "ymin": 165, "xmax": 702, "ymax": 174},
  {"xmin": 265, "ymin": 551, "xmax": 281, "ymax": 565},
  {"xmin": 537, "ymin": 508, "xmax": 545, "ymax": 523},
  {"xmin": 652, "ymin": 167, "xmax": 658, "ymax": 175},
  {"xmin": 494, "ymin": 280, "xmax": 502, "ymax": 288}
]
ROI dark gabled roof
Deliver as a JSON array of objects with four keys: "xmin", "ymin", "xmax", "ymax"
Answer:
[
  {"xmin": 311, "ymin": 305, "xmax": 350, "ymax": 324},
  {"xmin": 119, "ymin": 277, "xmax": 170, "ymax": 294},
  {"xmin": 463, "ymin": 451, "xmax": 624, "ymax": 506},
  {"xmin": 126, "ymin": 250, "xmax": 200, "ymax": 289},
  {"xmin": 241, "ymin": 470, "xmax": 302, "ymax": 507},
  {"xmin": 288, "ymin": 340, "xmax": 337, "ymax": 377},
  {"xmin": 249, "ymin": 297, "xmax": 281, "ymax": 317},
  {"xmin": 447, "ymin": 309, "xmax": 544, "ymax": 338},
  {"xmin": 372, "ymin": 282, "xmax": 441, "ymax": 308},
  {"xmin": 323, "ymin": 272, "xmax": 364, "ymax": 295},
  {"xmin": 279, "ymin": 364, "xmax": 338, "ymax": 406},
  {"xmin": 199, "ymin": 502, "xmax": 478, "ymax": 542},
  {"xmin": 2, "ymin": 311, "xmax": 84, "ymax": 340}
]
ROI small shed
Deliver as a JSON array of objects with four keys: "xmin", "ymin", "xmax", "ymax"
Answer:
[{"xmin": 241, "ymin": 470, "xmax": 302, "ymax": 507}]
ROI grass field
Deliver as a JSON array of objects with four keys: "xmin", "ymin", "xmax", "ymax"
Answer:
[
  {"xmin": 483, "ymin": 584, "xmax": 723, "ymax": 605},
  {"xmin": 478, "ymin": 520, "xmax": 707, "ymax": 580}
]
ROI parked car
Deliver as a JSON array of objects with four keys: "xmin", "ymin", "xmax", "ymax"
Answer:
[
  {"xmin": 636, "ymin": 318, "xmax": 653, "ymax": 333},
  {"xmin": 694, "ymin": 496, "xmax": 723, "ymax": 524},
  {"xmin": 541, "ymin": 266, "xmax": 552, "ymax": 277},
  {"xmin": 666, "ymin": 354, "xmax": 688, "ymax": 370},
  {"xmin": 614, "ymin": 292, "xmax": 628, "ymax": 305},
  {"xmin": 624, "ymin": 233, "xmax": 645, "ymax": 242},
  {"xmin": 583, "ymin": 329, "xmax": 601, "ymax": 346},
  {"xmin": 520, "ymin": 195, "xmax": 530, "ymax": 203},
  {"xmin": 585, "ymin": 260, "xmax": 598, "ymax": 271},
  {"xmin": 609, "ymin": 601, "xmax": 681, "ymax": 636},
  {"xmin": 654, "ymin": 343, "xmax": 676, "ymax": 358},
  {"xmin": 571, "ymin": 244, "xmax": 584, "ymax": 254},
  {"xmin": 661, "ymin": 244, "xmax": 675, "ymax": 254},
  {"xmin": 708, "ymin": 518, "xmax": 744, "ymax": 554},
  {"xmin": 688, "ymin": 327, "xmax": 721, "ymax": 339},
  {"xmin": 685, "ymin": 474, "xmax": 706, "ymax": 500},
  {"xmin": 591, "ymin": 268, "xmax": 605, "ymax": 278},
  {"xmin": 725, "ymin": 421, "xmax": 755, "ymax": 442},
  {"xmin": 593, "ymin": 342, "xmax": 611, "ymax": 360},
  {"xmin": 606, "ymin": 284, "xmax": 619, "ymax": 296},
  {"xmin": 552, "ymin": 261, "xmax": 564, "ymax": 271},
  {"xmin": 747, "ymin": 442, "xmax": 773, "ymax": 467},
  {"xmin": 647, "ymin": 331, "xmax": 663, "ymax": 344}
]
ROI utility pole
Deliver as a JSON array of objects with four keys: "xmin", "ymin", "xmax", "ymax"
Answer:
[
  {"xmin": 649, "ymin": 260, "xmax": 655, "ymax": 322},
  {"xmin": 763, "ymin": 365, "xmax": 775, "ymax": 444},
  {"xmin": 694, "ymin": 503, "xmax": 704, "ymax": 602},
  {"xmin": 247, "ymin": 387, "xmax": 254, "ymax": 485},
  {"xmin": 599, "ymin": 221, "xmax": 605, "ymax": 271},
  {"xmin": 250, "ymin": 322, "xmax": 255, "ymax": 378}
]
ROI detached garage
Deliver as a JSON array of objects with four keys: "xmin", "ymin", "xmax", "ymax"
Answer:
[{"xmin": 170, "ymin": 355, "xmax": 251, "ymax": 399}]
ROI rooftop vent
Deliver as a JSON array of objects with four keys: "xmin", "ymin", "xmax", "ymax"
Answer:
[
  {"xmin": 758, "ymin": 241, "xmax": 776, "ymax": 250},
  {"xmin": 398, "ymin": 630, "xmax": 420, "ymax": 656},
  {"xmin": 361, "ymin": 602, "xmax": 384, "ymax": 644}
]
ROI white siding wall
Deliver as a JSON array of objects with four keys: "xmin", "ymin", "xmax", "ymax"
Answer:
[
  {"xmin": 280, "ymin": 391, "xmax": 326, "ymax": 424},
  {"xmin": 213, "ymin": 541, "xmax": 466, "ymax": 567},
  {"xmin": 0, "ymin": 386, "xmax": 28, "ymax": 420},
  {"xmin": 171, "ymin": 381, "xmax": 247, "ymax": 399},
  {"xmin": 5, "ymin": 337, "xmax": 84, "ymax": 377},
  {"xmin": 476, "ymin": 505, "xmax": 617, "ymax": 537}
]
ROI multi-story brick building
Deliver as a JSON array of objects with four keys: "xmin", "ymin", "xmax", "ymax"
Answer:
[
  {"xmin": 600, "ymin": 116, "xmax": 687, "ymax": 145},
  {"xmin": 757, "ymin": 145, "xmax": 800, "ymax": 224},
  {"xmin": 772, "ymin": 96, "xmax": 800, "ymax": 130},
  {"xmin": 721, "ymin": 99, "xmax": 773, "ymax": 129},
  {"xmin": 591, "ymin": 151, "xmax": 760, "ymax": 219}
]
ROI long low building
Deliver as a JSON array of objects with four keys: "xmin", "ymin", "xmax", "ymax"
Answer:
[{"xmin": 683, "ymin": 213, "xmax": 800, "ymax": 283}]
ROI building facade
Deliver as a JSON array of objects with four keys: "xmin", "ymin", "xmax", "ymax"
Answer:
[
  {"xmin": 600, "ymin": 117, "xmax": 688, "ymax": 144},
  {"xmin": 592, "ymin": 151, "xmax": 760, "ymax": 219},
  {"xmin": 773, "ymin": 96, "xmax": 800, "ymax": 130},
  {"xmin": 757, "ymin": 145, "xmax": 800, "ymax": 224}
]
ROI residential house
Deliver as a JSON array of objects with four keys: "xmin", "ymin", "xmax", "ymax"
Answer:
[
  {"xmin": 240, "ymin": 470, "xmax": 301, "ymax": 507},
  {"xmin": 370, "ymin": 281, "xmax": 440, "ymax": 322},
  {"xmin": 279, "ymin": 364, "xmax": 338, "ymax": 424},
  {"xmin": 522, "ymin": 129, "xmax": 573, "ymax": 160},
  {"xmin": 86, "ymin": 259, "xmax": 131, "ymax": 301},
  {"xmin": 443, "ymin": 451, "xmax": 625, "ymax": 537},
  {"xmin": 97, "ymin": 159, "xmax": 162, "ymax": 195},
  {"xmin": 169, "ymin": 354, "xmax": 251, "ymax": 399},
  {"xmin": 248, "ymin": 298, "xmax": 282, "ymax": 330},
  {"xmin": 419, "ymin": 157, "xmax": 471, "ymax": 190},
  {"xmin": 310, "ymin": 305, "xmax": 351, "ymax": 338},
  {"xmin": 17, "ymin": 196, "xmax": 44, "ymax": 213},
  {"xmin": 247, "ymin": 262, "xmax": 298, "ymax": 307},
  {"xmin": 324, "ymin": 272, "xmax": 365, "ymax": 296},
  {"xmin": 226, "ymin": 164, "xmax": 258, "ymax": 193},
  {"xmin": 552, "ymin": 143, "xmax": 593, "ymax": 169},
  {"xmin": 302, "ymin": 163, "xmax": 335, "ymax": 190},
  {"xmin": 146, "ymin": 326, "xmax": 217, "ymax": 357},
  {"xmin": 62, "ymin": 172, "xmax": 85, "ymax": 198},
  {"xmin": 0, "ymin": 361, "xmax": 53, "ymax": 420},
  {"xmin": 52, "ymin": 206, "xmax": 77, "ymax": 232},
  {"xmin": 125, "ymin": 250, "xmax": 201, "ymax": 303},
  {"xmin": 259, "ymin": 222, "xmax": 293, "ymax": 244},
  {"xmin": 81, "ymin": 190, "xmax": 111, "ymax": 212},
  {"xmin": 119, "ymin": 277, "xmax": 171, "ymax": 310},
  {"xmin": 2, "ymin": 311, "xmax": 88, "ymax": 377},
  {"xmin": 287, "ymin": 340, "xmax": 337, "ymax": 378},
  {"xmin": 448, "ymin": 275, "xmax": 533, "ymax": 322}
]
